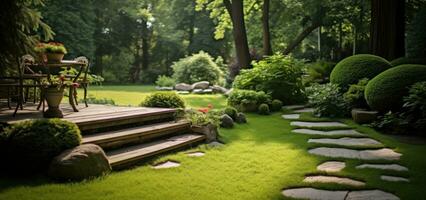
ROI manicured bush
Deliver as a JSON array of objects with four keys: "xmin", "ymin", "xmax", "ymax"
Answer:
[
  {"xmin": 224, "ymin": 107, "xmax": 238, "ymax": 120},
  {"xmin": 4, "ymin": 119, "xmax": 81, "ymax": 172},
  {"xmin": 407, "ymin": 6, "xmax": 426, "ymax": 58},
  {"xmin": 140, "ymin": 92, "xmax": 185, "ymax": 108},
  {"xmin": 271, "ymin": 99, "xmax": 283, "ymax": 112},
  {"xmin": 306, "ymin": 83, "xmax": 350, "ymax": 117},
  {"xmin": 258, "ymin": 104, "xmax": 270, "ymax": 115},
  {"xmin": 343, "ymin": 78, "xmax": 369, "ymax": 109},
  {"xmin": 233, "ymin": 54, "xmax": 305, "ymax": 104},
  {"xmin": 227, "ymin": 89, "xmax": 271, "ymax": 112},
  {"xmin": 390, "ymin": 57, "xmax": 426, "ymax": 67},
  {"xmin": 330, "ymin": 54, "xmax": 392, "ymax": 90},
  {"xmin": 365, "ymin": 65, "xmax": 426, "ymax": 112},
  {"xmin": 401, "ymin": 81, "xmax": 426, "ymax": 131},
  {"xmin": 172, "ymin": 51, "xmax": 224, "ymax": 85},
  {"xmin": 155, "ymin": 75, "xmax": 176, "ymax": 87}
]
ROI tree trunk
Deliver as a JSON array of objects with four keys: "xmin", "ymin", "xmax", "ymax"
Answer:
[
  {"xmin": 224, "ymin": 0, "xmax": 251, "ymax": 69},
  {"xmin": 370, "ymin": 0, "xmax": 405, "ymax": 60},
  {"xmin": 318, "ymin": 26, "xmax": 321, "ymax": 59},
  {"xmin": 338, "ymin": 22, "xmax": 343, "ymax": 60},
  {"xmin": 262, "ymin": 0, "xmax": 272, "ymax": 56},
  {"xmin": 283, "ymin": 22, "xmax": 320, "ymax": 55}
]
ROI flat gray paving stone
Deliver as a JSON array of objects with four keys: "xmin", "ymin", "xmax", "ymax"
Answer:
[
  {"xmin": 317, "ymin": 161, "xmax": 346, "ymax": 172},
  {"xmin": 292, "ymin": 129, "xmax": 365, "ymax": 137},
  {"xmin": 381, "ymin": 175, "xmax": 410, "ymax": 182},
  {"xmin": 291, "ymin": 121, "xmax": 348, "ymax": 128},
  {"xmin": 187, "ymin": 151, "xmax": 205, "ymax": 157},
  {"xmin": 152, "ymin": 161, "xmax": 180, "ymax": 169},
  {"xmin": 304, "ymin": 175, "xmax": 365, "ymax": 187},
  {"xmin": 346, "ymin": 190, "xmax": 400, "ymax": 200},
  {"xmin": 308, "ymin": 137, "xmax": 383, "ymax": 147},
  {"xmin": 309, "ymin": 147, "xmax": 401, "ymax": 161},
  {"xmin": 356, "ymin": 164, "xmax": 408, "ymax": 172},
  {"xmin": 282, "ymin": 114, "xmax": 300, "ymax": 119},
  {"xmin": 282, "ymin": 187, "xmax": 348, "ymax": 200},
  {"xmin": 293, "ymin": 108, "xmax": 315, "ymax": 113},
  {"xmin": 283, "ymin": 105, "xmax": 305, "ymax": 110}
]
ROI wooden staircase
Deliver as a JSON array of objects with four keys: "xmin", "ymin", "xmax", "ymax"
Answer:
[{"xmin": 67, "ymin": 107, "xmax": 204, "ymax": 170}]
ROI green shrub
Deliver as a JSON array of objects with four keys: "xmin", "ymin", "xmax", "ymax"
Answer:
[
  {"xmin": 233, "ymin": 54, "xmax": 305, "ymax": 104},
  {"xmin": 304, "ymin": 60, "xmax": 336, "ymax": 84},
  {"xmin": 401, "ymin": 81, "xmax": 426, "ymax": 131},
  {"xmin": 172, "ymin": 51, "xmax": 224, "ymax": 85},
  {"xmin": 79, "ymin": 95, "xmax": 115, "ymax": 105},
  {"xmin": 185, "ymin": 109, "xmax": 221, "ymax": 127},
  {"xmin": 306, "ymin": 83, "xmax": 350, "ymax": 117},
  {"xmin": 271, "ymin": 99, "xmax": 283, "ymax": 112},
  {"xmin": 390, "ymin": 57, "xmax": 426, "ymax": 67},
  {"xmin": 227, "ymin": 89, "xmax": 271, "ymax": 112},
  {"xmin": 258, "ymin": 104, "xmax": 270, "ymax": 115},
  {"xmin": 343, "ymin": 78, "xmax": 369, "ymax": 109},
  {"xmin": 365, "ymin": 65, "xmax": 426, "ymax": 112},
  {"xmin": 224, "ymin": 107, "xmax": 238, "ymax": 120},
  {"xmin": 407, "ymin": 6, "xmax": 426, "ymax": 58},
  {"xmin": 4, "ymin": 119, "xmax": 81, "ymax": 172},
  {"xmin": 155, "ymin": 75, "xmax": 176, "ymax": 87},
  {"xmin": 140, "ymin": 92, "xmax": 185, "ymax": 108},
  {"xmin": 330, "ymin": 54, "xmax": 392, "ymax": 90}
]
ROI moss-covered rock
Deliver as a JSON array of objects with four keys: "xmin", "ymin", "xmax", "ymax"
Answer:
[
  {"xmin": 330, "ymin": 54, "xmax": 392, "ymax": 89},
  {"xmin": 365, "ymin": 64, "xmax": 426, "ymax": 112}
]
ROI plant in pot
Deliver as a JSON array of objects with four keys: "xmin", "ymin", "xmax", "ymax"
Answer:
[
  {"xmin": 186, "ymin": 105, "xmax": 220, "ymax": 142},
  {"xmin": 41, "ymin": 75, "xmax": 78, "ymax": 118},
  {"xmin": 35, "ymin": 42, "xmax": 67, "ymax": 63}
]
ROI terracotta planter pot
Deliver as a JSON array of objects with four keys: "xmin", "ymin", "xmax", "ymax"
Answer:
[
  {"xmin": 44, "ymin": 87, "xmax": 64, "ymax": 118},
  {"xmin": 191, "ymin": 123, "xmax": 218, "ymax": 142},
  {"xmin": 46, "ymin": 53, "xmax": 64, "ymax": 63}
]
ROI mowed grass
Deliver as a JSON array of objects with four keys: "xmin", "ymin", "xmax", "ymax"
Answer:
[{"xmin": 79, "ymin": 85, "xmax": 227, "ymax": 109}]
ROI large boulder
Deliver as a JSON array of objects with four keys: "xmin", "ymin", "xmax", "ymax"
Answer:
[
  {"xmin": 192, "ymin": 81, "xmax": 210, "ymax": 89},
  {"xmin": 175, "ymin": 83, "xmax": 193, "ymax": 91},
  {"xmin": 220, "ymin": 114, "xmax": 234, "ymax": 128},
  {"xmin": 191, "ymin": 123, "xmax": 218, "ymax": 143},
  {"xmin": 211, "ymin": 85, "xmax": 228, "ymax": 94},
  {"xmin": 48, "ymin": 144, "xmax": 111, "ymax": 181}
]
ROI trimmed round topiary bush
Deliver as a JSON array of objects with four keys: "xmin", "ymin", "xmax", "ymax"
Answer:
[
  {"xmin": 4, "ymin": 119, "xmax": 81, "ymax": 173},
  {"xmin": 258, "ymin": 104, "xmax": 270, "ymax": 115},
  {"xmin": 365, "ymin": 64, "xmax": 426, "ymax": 112},
  {"xmin": 390, "ymin": 57, "xmax": 426, "ymax": 67},
  {"xmin": 140, "ymin": 92, "xmax": 185, "ymax": 108},
  {"xmin": 330, "ymin": 54, "xmax": 392, "ymax": 89},
  {"xmin": 224, "ymin": 107, "xmax": 238, "ymax": 120},
  {"xmin": 271, "ymin": 99, "xmax": 283, "ymax": 112}
]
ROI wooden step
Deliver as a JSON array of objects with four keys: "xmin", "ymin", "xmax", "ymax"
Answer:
[
  {"xmin": 107, "ymin": 133, "xmax": 205, "ymax": 169},
  {"xmin": 65, "ymin": 107, "xmax": 176, "ymax": 131},
  {"xmin": 82, "ymin": 121, "xmax": 191, "ymax": 149}
]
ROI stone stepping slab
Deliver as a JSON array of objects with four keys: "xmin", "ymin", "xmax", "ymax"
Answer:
[
  {"xmin": 282, "ymin": 105, "xmax": 305, "ymax": 110},
  {"xmin": 291, "ymin": 121, "xmax": 348, "ymax": 128},
  {"xmin": 282, "ymin": 114, "xmax": 300, "ymax": 120},
  {"xmin": 292, "ymin": 129, "xmax": 365, "ymax": 137},
  {"xmin": 151, "ymin": 161, "xmax": 180, "ymax": 169},
  {"xmin": 308, "ymin": 137, "xmax": 383, "ymax": 147},
  {"xmin": 304, "ymin": 175, "xmax": 365, "ymax": 187},
  {"xmin": 317, "ymin": 161, "xmax": 346, "ymax": 172},
  {"xmin": 308, "ymin": 147, "xmax": 401, "ymax": 161},
  {"xmin": 293, "ymin": 108, "xmax": 315, "ymax": 113},
  {"xmin": 381, "ymin": 175, "xmax": 410, "ymax": 182},
  {"xmin": 282, "ymin": 188, "xmax": 399, "ymax": 200},
  {"xmin": 187, "ymin": 151, "xmax": 205, "ymax": 157},
  {"xmin": 356, "ymin": 164, "xmax": 408, "ymax": 172}
]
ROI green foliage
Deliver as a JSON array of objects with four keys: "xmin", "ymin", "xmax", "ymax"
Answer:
[
  {"xmin": 155, "ymin": 75, "xmax": 176, "ymax": 87},
  {"xmin": 140, "ymin": 92, "xmax": 185, "ymax": 108},
  {"xmin": 233, "ymin": 55, "xmax": 305, "ymax": 104},
  {"xmin": 330, "ymin": 54, "xmax": 392, "ymax": 90},
  {"xmin": 365, "ymin": 65, "xmax": 426, "ymax": 112},
  {"xmin": 390, "ymin": 57, "xmax": 426, "ymax": 66},
  {"xmin": 407, "ymin": 6, "xmax": 426, "ymax": 58},
  {"xmin": 172, "ymin": 51, "xmax": 224, "ymax": 85},
  {"xmin": 4, "ymin": 119, "xmax": 81, "ymax": 172},
  {"xmin": 224, "ymin": 107, "xmax": 238, "ymax": 120},
  {"xmin": 258, "ymin": 104, "xmax": 270, "ymax": 115},
  {"xmin": 401, "ymin": 81, "xmax": 426, "ymax": 131},
  {"xmin": 79, "ymin": 95, "xmax": 116, "ymax": 105},
  {"xmin": 185, "ymin": 109, "xmax": 221, "ymax": 127},
  {"xmin": 306, "ymin": 83, "xmax": 350, "ymax": 117},
  {"xmin": 343, "ymin": 78, "xmax": 369, "ymax": 109},
  {"xmin": 227, "ymin": 90, "xmax": 272, "ymax": 112},
  {"xmin": 271, "ymin": 99, "xmax": 283, "ymax": 112},
  {"xmin": 304, "ymin": 60, "xmax": 336, "ymax": 84}
]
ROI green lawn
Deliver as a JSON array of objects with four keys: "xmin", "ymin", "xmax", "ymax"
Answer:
[{"xmin": 1, "ymin": 85, "xmax": 426, "ymax": 199}]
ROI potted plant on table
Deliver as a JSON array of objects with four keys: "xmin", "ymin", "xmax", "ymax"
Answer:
[{"xmin": 35, "ymin": 42, "xmax": 67, "ymax": 63}]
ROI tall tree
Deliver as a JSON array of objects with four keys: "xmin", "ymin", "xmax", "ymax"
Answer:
[{"xmin": 262, "ymin": 0, "xmax": 272, "ymax": 56}]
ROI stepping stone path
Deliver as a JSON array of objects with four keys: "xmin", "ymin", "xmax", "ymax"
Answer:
[
  {"xmin": 187, "ymin": 151, "xmax": 205, "ymax": 157},
  {"xmin": 356, "ymin": 164, "xmax": 408, "ymax": 171},
  {"xmin": 152, "ymin": 161, "xmax": 180, "ymax": 169},
  {"xmin": 292, "ymin": 129, "xmax": 365, "ymax": 137},
  {"xmin": 317, "ymin": 161, "xmax": 345, "ymax": 172},
  {"xmin": 293, "ymin": 108, "xmax": 315, "ymax": 113},
  {"xmin": 279, "ymin": 110, "xmax": 407, "ymax": 199},
  {"xmin": 291, "ymin": 121, "xmax": 348, "ymax": 128},
  {"xmin": 308, "ymin": 137, "xmax": 383, "ymax": 147},
  {"xmin": 281, "ymin": 114, "xmax": 300, "ymax": 119},
  {"xmin": 282, "ymin": 105, "xmax": 305, "ymax": 110}
]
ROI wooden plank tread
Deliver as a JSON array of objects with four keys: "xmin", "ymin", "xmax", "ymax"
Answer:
[
  {"xmin": 82, "ymin": 121, "xmax": 190, "ymax": 144},
  {"xmin": 107, "ymin": 134, "xmax": 205, "ymax": 166}
]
